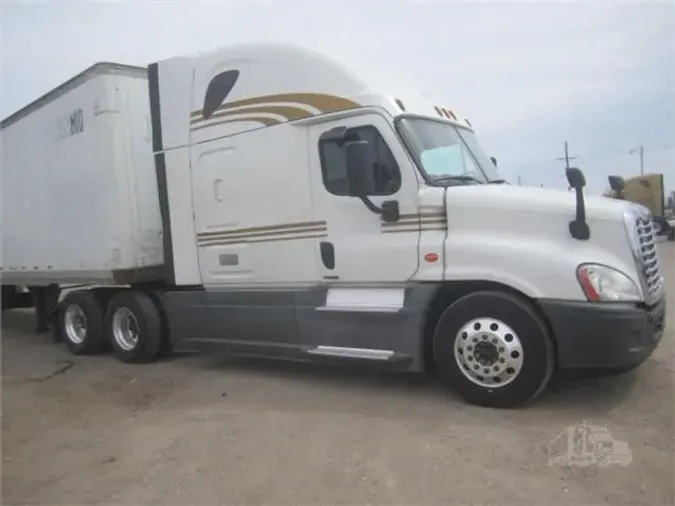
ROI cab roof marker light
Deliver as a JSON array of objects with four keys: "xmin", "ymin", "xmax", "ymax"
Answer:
[
  {"xmin": 395, "ymin": 98, "xmax": 406, "ymax": 111},
  {"xmin": 446, "ymin": 108, "xmax": 457, "ymax": 120},
  {"xmin": 434, "ymin": 106, "xmax": 444, "ymax": 117},
  {"xmin": 441, "ymin": 108, "xmax": 450, "ymax": 118},
  {"xmin": 466, "ymin": 118, "xmax": 472, "ymax": 127}
]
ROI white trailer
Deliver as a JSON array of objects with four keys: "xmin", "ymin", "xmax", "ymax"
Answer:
[
  {"xmin": 1, "ymin": 63, "xmax": 163, "ymax": 285},
  {"xmin": 1, "ymin": 43, "xmax": 667, "ymax": 408}
]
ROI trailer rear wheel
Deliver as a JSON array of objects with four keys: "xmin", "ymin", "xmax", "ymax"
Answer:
[
  {"xmin": 58, "ymin": 290, "xmax": 106, "ymax": 355},
  {"xmin": 432, "ymin": 290, "xmax": 555, "ymax": 408},
  {"xmin": 106, "ymin": 290, "xmax": 162, "ymax": 363}
]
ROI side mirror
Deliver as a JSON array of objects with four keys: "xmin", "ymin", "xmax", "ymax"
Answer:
[
  {"xmin": 565, "ymin": 167, "xmax": 586, "ymax": 189},
  {"xmin": 566, "ymin": 167, "xmax": 590, "ymax": 240},
  {"xmin": 608, "ymin": 175, "xmax": 625, "ymax": 193},
  {"xmin": 342, "ymin": 138, "xmax": 400, "ymax": 222},
  {"xmin": 344, "ymin": 140, "xmax": 375, "ymax": 197}
]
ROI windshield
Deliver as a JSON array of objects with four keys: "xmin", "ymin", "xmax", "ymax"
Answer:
[{"xmin": 397, "ymin": 117, "xmax": 502, "ymax": 184}]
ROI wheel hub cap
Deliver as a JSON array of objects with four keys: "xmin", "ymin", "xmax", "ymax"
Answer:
[
  {"xmin": 473, "ymin": 341, "xmax": 499, "ymax": 366},
  {"xmin": 64, "ymin": 305, "xmax": 88, "ymax": 344},
  {"xmin": 454, "ymin": 317, "xmax": 524, "ymax": 388},
  {"xmin": 112, "ymin": 307, "xmax": 140, "ymax": 351}
]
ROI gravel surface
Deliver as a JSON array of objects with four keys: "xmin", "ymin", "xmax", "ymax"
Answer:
[{"xmin": 2, "ymin": 243, "xmax": 673, "ymax": 506}]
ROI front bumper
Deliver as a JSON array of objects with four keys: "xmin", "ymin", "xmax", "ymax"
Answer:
[{"xmin": 538, "ymin": 297, "xmax": 666, "ymax": 369}]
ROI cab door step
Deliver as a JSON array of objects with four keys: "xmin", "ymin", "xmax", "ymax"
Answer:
[{"xmin": 303, "ymin": 345, "xmax": 412, "ymax": 367}]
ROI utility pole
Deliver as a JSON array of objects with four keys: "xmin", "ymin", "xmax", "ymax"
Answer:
[
  {"xmin": 555, "ymin": 141, "xmax": 578, "ymax": 169},
  {"xmin": 629, "ymin": 145, "xmax": 645, "ymax": 175},
  {"xmin": 555, "ymin": 141, "xmax": 578, "ymax": 191}
]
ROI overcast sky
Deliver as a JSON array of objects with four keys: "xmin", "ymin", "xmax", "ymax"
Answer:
[{"xmin": 1, "ymin": 0, "xmax": 673, "ymax": 194}]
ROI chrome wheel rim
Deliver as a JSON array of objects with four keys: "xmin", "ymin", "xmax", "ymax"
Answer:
[
  {"xmin": 454, "ymin": 317, "xmax": 524, "ymax": 388},
  {"xmin": 112, "ymin": 307, "xmax": 140, "ymax": 351},
  {"xmin": 64, "ymin": 304, "xmax": 88, "ymax": 344}
]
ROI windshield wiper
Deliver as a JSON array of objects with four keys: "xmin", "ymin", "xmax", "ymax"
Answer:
[
  {"xmin": 432, "ymin": 175, "xmax": 484, "ymax": 185},
  {"xmin": 489, "ymin": 179, "xmax": 510, "ymax": 184}
]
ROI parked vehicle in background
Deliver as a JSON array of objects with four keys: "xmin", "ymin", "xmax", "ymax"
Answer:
[
  {"xmin": 605, "ymin": 173, "xmax": 675, "ymax": 241},
  {"xmin": 666, "ymin": 191, "xmax": 675, "ymax": 218}
]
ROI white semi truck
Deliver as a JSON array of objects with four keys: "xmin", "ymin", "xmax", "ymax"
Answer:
[{"xmin": 1, "ymin": 43, "xmax": 667, "ymax": 408}]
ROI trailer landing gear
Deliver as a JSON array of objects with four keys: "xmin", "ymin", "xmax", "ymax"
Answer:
[{"xmin": 28, "ymin": 284, "xmax": 61, "ymax": 334}]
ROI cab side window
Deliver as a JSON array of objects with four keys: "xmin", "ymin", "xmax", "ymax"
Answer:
[{"xmin": 318, "ymin": 126, "xmax": 401, "ymax": 196}]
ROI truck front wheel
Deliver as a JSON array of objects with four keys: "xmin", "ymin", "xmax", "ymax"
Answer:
[
  {"xmin": 433, "ymin": 290, "xmax": 555, "ymax": 408},
  {"xmin": 105, "ymin": 290, "xmax": 162, "ymax": 364}
]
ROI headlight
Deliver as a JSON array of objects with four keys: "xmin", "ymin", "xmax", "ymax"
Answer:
[{"xmin": 576, "ymin": 264, "xmax": 641, "ymax": 302}]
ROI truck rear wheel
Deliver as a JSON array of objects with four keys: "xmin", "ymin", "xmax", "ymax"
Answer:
[
  {"xmin": 432, "ymin": 290, "xmax": 554, "ymax": 408},
  {"xmin": 105, "ymin": 290, "xmax": 162, "ymax": 364},
  {"xmin": 58, "ymin": 290, "xmax": 107, "ymax": 355}
]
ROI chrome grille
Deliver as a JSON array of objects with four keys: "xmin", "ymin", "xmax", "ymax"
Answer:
[{"xmin": 635, "ymin": 216, "xmax": 663, "ymax": 300}]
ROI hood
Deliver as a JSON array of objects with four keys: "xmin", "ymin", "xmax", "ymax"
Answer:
[{"xmin": 444, "ymin": 184, "xmax": 635, "ymax": 222}]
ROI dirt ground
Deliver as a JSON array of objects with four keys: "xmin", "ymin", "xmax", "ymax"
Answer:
[{"xmin": 2, "ymin": 244, "xmax": 673, "ymax": 506}]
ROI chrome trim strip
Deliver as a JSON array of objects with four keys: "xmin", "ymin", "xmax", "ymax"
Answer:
[
  {"xmin": 315, "ymin": 305, "xmax": 402, "ymax": 313},
  {"xmin": 306, "ymin": 346, "xmax": 395, "ymax": 360}
]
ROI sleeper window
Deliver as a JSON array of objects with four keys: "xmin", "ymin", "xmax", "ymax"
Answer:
[{"xmin": 318, "ymin": 126, "xmax": 401, "ymax": 196}]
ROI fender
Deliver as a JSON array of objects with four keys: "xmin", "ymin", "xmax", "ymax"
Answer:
[{"xmin": 442, "ymin": 231, "xmax": 637, "ymax": 301}]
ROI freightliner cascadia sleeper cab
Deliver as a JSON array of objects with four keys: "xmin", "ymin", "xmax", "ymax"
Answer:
[{"xmin": 1, "ymin": 43, "xmax": 666, "ymax": 408}]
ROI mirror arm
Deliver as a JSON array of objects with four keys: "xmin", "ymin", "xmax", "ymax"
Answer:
[
  {"xmin": 569, "ymin": 187, "xmax": 590, "ymax": 240},
  {"xmin": 358, "ymin": 196, "xmax": 383, "ymax": 214}
]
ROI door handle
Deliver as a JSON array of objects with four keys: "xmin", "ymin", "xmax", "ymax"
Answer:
[
  {"xmin": 320, "ymin": 241, "xmax": 335, "ymax": 270},
  {"xmin": 214, "ymin": 179, "xmax": 223, "ymax": 201}
]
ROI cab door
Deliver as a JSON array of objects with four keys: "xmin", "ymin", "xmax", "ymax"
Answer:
[{"xmin": 309, "ymin": 113, "xmax": 422, "ymax": 284}]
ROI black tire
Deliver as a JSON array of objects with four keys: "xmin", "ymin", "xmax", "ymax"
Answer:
[
  {"xmin": 668, "ymin": 226, "xmax": 674, "ymax": 241},
  {"xmin": 432, "ymin": 290, "xmax": 555, "ymax": 408},
  {"xmin": 57, "ymin": 290, "xmax": 107, "ymax": 355},
  {"xmin": 105, "ymin": 290, "xmax": 162, "ymax": 364}
]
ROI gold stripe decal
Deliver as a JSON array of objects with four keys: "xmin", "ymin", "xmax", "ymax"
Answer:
[
  {"xmin": 194, "ymin": 105, "xmax": 313, "ymax": 125},
  {"xmin": 192, "ymin": 116, "xmax": 282, "ymax": 131},
  {"xmin": 190, "ymin": 93, "xmax": 360, "ymax": 130},
  {"xmin": 197, "ymin": 220, "xmax": 326, "ymax": 238},
  {"xmin": 197, "ymin": 221, "xmax": 328, "ymax": 246},
  {"xmin": 381, "ymin": 212, "xmax": 447, "ymax": 234},
  {"xmin": 200, "ymin": 232, "xmax": 328, "ymax": 247}
]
